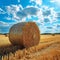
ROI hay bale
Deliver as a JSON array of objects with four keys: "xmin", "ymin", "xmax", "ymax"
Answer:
[{"xmin": 9, "ymin": 22, "xmax": 40, "ymax": 48}]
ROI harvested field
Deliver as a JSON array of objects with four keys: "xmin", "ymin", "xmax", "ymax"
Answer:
[{"xmin": 0, "ymin": 34, "xmax": 60, "ymax": 60}]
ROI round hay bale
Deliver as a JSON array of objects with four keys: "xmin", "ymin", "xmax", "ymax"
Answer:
[{"xmin": 9, "ymin": 22, "xmax": 40, "ymax": 48}]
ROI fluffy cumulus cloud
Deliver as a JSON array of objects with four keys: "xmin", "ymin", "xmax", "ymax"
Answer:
[
  {"xmin": 5, "ymin": 4, "xmax": 23, "ymax": 21},
  {"xmin": 5, "ymin": 4, "xmax": 59, "ymax": 33},
  {"xmin": 5, "ymin": 4, "xmax": 57, "ymax": 24},
  {"xmin": 17, "ymin": 7, "xmax": 39, "ymax": 20},
  {"xmin": 0, "ymin": 8, "xmax": 6, "ymax": 14},
  {"xmin": 5, "ymin": 5, "xmax": 39, "ymax": 22},
  {"xmin": 50, "ymin": 0, "xmax": 60, "ymax": 6},
  {"xmin": 56, "ymin": 12, "xmax": 60, "ymax": 19},
  {"xmin": 0, "ymin": 21, "xmax": 9, "ymax": 26},
  {"xmin": 18, "ymin": 0, "xmax": 20, "ymax": 3},
  {"xmin": 4, "ymin": 0, "xmax": 57, "ymax": 24},
  {"xmin": 50, "ymin": 0, "xmax": 60, "ymax": 3},
  {"xmin": 57, "ymin": 24, "xmax": 60, "ymax": 28},
  {"xmin": 0, "ymin": 0, "xmax": 60, "ymax": 33},
  {"xmin": 33, "ymin": 6, "xmax": 57, "ymax": 24},
  {"xmin": 30, "ymin": 0, "xmax": 42, "ymax": 7}
]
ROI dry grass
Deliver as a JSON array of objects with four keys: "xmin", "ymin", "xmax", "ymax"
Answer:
[
  {"xmin": 0, "ymin": 35, "xmax": 11, "ymax": 47},
  {"xmin": 0, "ymin": 34, "xmax": 60, "ymax": 60},
  {"xmin": 40, "ymin": 34, "xmax": 60, "ymax": 42}
]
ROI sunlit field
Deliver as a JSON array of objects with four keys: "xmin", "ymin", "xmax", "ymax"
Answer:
[
  {"xmin": 40, "ymin": 34, "xmax": 60, "ymax": 42},
  {"xmin": 0, "ymin": 34, "xmax": 11, "ymax": 47},
  {"xmin": 0, "ymin": 34, "xmax": 60, "ymax": 46},
  {"xmin": 0, "ymin": 34, "xmax": 60, "ymax": 60}
]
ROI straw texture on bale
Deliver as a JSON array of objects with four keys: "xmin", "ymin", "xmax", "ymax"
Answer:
[{"xmin": 9, "ymin": 22, "xmax": 40, "ymax": 48}]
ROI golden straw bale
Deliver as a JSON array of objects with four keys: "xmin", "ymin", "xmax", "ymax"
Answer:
[{"xmin": 9, "ymin": 22, "xmax": 40, "ymax": 48}]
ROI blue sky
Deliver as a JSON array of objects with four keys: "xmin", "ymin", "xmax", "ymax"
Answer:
[{"xmin": 0, "ymin": 0, "xmax": 60, "ymax": 34}]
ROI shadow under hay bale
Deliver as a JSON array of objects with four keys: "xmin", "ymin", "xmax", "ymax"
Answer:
[
  {"xmin": 52, "ymin": 34, "xmax": 55, "ymax": 36},
  {"xmin": 9, "ymin": 22, "xmax": 40, "ymax": 48},
  {"xmin": 0, "ymin": 45, "xmax": 23, "ymax": 60},
  {"xmin": 3, "ymin": 34, "xmax": 7, "ymax": 37}
]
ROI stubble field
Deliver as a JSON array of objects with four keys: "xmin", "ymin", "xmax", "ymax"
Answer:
[{"xmin": 0, "ymin": 34, "xmax": 60, "ymax": 60}]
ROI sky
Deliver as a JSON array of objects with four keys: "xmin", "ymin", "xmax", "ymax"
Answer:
[{"xmin": 0, "ymin": 0, "xmax": 60, "ymax": 34}]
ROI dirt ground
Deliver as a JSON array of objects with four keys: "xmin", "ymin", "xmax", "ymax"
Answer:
[{"xmin": 0, "ymin": 34, "xmax": 60, "ymax": 60}]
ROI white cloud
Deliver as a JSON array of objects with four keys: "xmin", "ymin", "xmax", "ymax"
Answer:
[
  {"xmin": 18, "ymin": 0, "xmax": 20, "ymax": 3},
  {"xmin": 4, "ymin": 4, "xmax": 59, "ymax": 33},
  {"xmin": 50, "ymin": 0, "xmax": 60, "ymax": 6},
  {"xmin": 5, "ymin": 16, "xmax": 12, "ymax": 20},
  {"xmin": 50, "ymin": 0, "xmax": 60, "ymax": 3},
  {"xmin": 49, "ymin": 8, "xmax": 57, "ymax": 22},
  {"xmin": 0, "ymin": 8, "xmax": 6, "ymax": 14},
  {"xmin": 0, "ymin": 21, "xmax": 9, "ymax": 26},
  {"xmin": 5, "ymin": 4, "xmax": 57, "ymax": 25},
  {"xmin": 37, "ymin": 9, "xmax": 44, "ymax": 21},
  {"xmin": 25, "ymin": 5, "xmax": 57, "ymax": 27},
  {"xmin": 5, "ymin": 5, "xmax": 39, "ymax": 22},
  {"xmin": 39, "ymin": 6, "xmax": 57, "ymax": 23},
  {"xmin": 6, "ymin": 5, "xmax": 22, "ymax": 14},
  {"xmin": 16, "ymin": 7, "xmax": 39, "ymax": 20},
  {"xmin": 30, "ymin": 0, "xmax": 42, "ymax": 7},
  {"xmin": 41, "ymin": 5, "xmax": 49, "ymax": 10},
  {"xmin": 26, "ymin": 5, "xmax": 39, "ymax": 9},
  {"xmin": 35, "ymin": 0, "xmax": 42, "ymax": 5},
  {"xmin": 5, "ymin": 4, "xmax": 23, "ymax": 21},
  {"xmin": 19, "ymin": 4, "xmax": 23, "ymax": 10},
  {"xmin": 6, "ymin": 4, "xmax": 23, "ymax": 12},
  {"xmin": 27, "ymin": 15, "xmax": 31, "ymax": 18},
  {"xmin": 27, "ymin": 5, "xmax": 58, "ymax": 33},
  {"xmin": 50, "ymin": 0, "xmax": 56, "ymax": 3}
]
